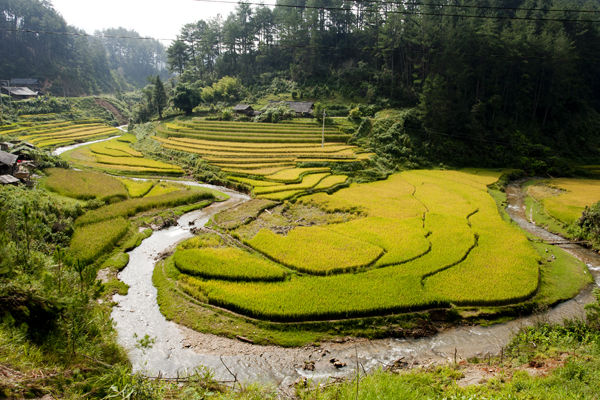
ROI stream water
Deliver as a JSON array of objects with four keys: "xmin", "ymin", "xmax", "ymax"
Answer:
[
  {"xmin": 107, "ymin": 179, "xmax": 600, "ymax": 389},
  {"xmin": 51, "ymin": 125, "xmax": 126, "ymax": 156}
]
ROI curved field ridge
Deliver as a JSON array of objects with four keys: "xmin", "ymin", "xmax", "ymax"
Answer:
[
  {"xmin": 175, "ymin": 169, "xmax": 541, "ymax": 321},
  {"xmin": 62, "ymin": 137, "xmax": 184, "ymax": 176},
  {"xmin": 245, "ymin": 227, "xmax": 385, "ymax": 275},
  {"xmin": 528, "ymin": 179, "xmax": 600, "ymax": 224},
  {"xmin": 175, "ymin": 248, "xmax": 286, "ymax": 282},
  {"xmin": 152, "ymin": 119, "xmax": 364, "ymax": 172}
]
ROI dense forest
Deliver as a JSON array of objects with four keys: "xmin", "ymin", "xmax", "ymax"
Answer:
[
  {"xmin": 169, "ymin": 0, "xmax": 600, "ymax": 168},
  {"xmin": 0, "ymin": 0, "xmax": 167, "ymax": 94}
]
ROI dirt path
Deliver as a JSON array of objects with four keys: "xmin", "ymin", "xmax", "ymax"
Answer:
[{"xmin": 95, "ymin": 99, "xmax": 127, "ymax": 125}]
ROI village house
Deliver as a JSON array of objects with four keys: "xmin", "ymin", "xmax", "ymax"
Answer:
[
  {"xmin": 233, "ymin": 104, "xmax": 262, "ymax": 117},
  {"xmin": 0, "ymin": 149, "xmax": 18, "ymax": 176},
  {"xmin": 269, "ymin": 101, "xmax": 314, "ymax": 117},
  {"xmin": 0, "ymin": 87, "xmax": 38, "ymax": 100}
]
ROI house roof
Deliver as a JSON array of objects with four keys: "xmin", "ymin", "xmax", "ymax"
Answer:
[
  {"xmin": 269, "ymin": 101, "xmax": 314, "ymax": 113},
  {"xmin": 0, "ymin": 175, "xmax": 20, "ymax": 184},
  {"xmin": 0, "ymin": 150, "xmax": 18, "ymax": 166},
  {"xmin": 10, "ymin": 79, "xmax": 40, "ymax": 86},
  {"xmin": 233, "ymin": 104, "xmax": 253, "ymax": 111},
  {"xmin": 2, "ymin": 87, "xmax": 38, "ymax": 96}
]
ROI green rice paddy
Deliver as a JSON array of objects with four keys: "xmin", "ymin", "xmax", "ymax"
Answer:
[{"xmin": 163, "ymin": 169, "xmax": 581, "ymax": 323}]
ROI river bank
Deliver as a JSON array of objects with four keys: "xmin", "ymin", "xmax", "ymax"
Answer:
[{"xmin": 108, "ymin": 178, "xmax": 599, "ymax": 391}]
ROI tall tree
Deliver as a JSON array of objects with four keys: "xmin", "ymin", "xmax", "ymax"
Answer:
[{"xmin": 153, "ymin": 75, "xmax": 167, "ymax": 119}]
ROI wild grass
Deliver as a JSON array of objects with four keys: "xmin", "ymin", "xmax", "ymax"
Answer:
[
  {"xmin": 175, "ymin": 247, "xmax": 286, "ymax": 282},
  {"xmin": 214, "ymin": 198, "xmax": 278, "ymax": 229},
  {"xmin": 68, "ymin": 217, "xmax": 130, "ymax": 265},
  {"xmin": 45, "ymin": 168, "xmax": 128, "ymax": 201}
]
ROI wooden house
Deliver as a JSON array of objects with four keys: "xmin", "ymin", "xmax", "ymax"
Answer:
[
  {"xmin": 269, "ymin": 101, "xmax": 314, "ymax": 117},
  {"xmin": 0, "ymin": 150, "xmax": 18, "ymax": 175},
  {"xmin": 1, "ymin": 87, "xmax": 38, "ymax": 100},
  {"xmin": 0, "ymin": 175, "xmax": 20, "ymax": 185},
  {"xmin": 233, "ymin": 104, "xmax": 254, "ymax": 115}
]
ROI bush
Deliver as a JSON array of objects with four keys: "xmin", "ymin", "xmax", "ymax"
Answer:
[{"xmin": 348, "ymin": 107, "xmax": 362, "ymax": 120}]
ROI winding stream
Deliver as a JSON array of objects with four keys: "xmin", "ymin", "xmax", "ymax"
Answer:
[{"xmin": 107, "ymin": 179, "xmax": 600, "ymax": 388}]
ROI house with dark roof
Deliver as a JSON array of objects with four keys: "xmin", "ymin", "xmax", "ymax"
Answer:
[
  {"xmin": 1, "ymin": 87, "xmax": 38, "ymax": 100},
  {"xmin": 269, "ymin": 101, "xmax": 314, "ymax": 117},
  {"xmin": 10, "ymin": 79, "xmax": 41, "ymax": 89},
  {"xmin": 0, "ymin": 150, "xmax": 18, "ymax": 175},
  {"xmin": 233, "ymin": 104, "xmax": 254, "ymax": 115}
]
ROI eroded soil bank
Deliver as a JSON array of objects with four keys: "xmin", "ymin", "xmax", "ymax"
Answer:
[{"xmin": 112, "ymin": 180, "xmax": 599, "ymax": 390}]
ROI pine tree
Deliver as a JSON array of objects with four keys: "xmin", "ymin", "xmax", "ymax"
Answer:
[{"xmin": 153, "ymin": 75, "xmax": 168, "ymax": 119}]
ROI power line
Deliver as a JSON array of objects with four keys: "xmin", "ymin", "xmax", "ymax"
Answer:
[
  {"xmin": 3, "ymin": 27, "xmax": 600, "ymax": 62},
  {"xmin": 0, "ymin": 28, "xmax": 171, "ymax": 42},
  {"xmin": 194, "ymin": 0, "xmax": 600, "ymax": 23},
  {"xmin": 338, "ymin": 0, "xmax": 600, "ymax": 15}
]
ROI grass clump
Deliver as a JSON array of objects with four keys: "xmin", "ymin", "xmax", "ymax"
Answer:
[
  {"xmin": 122, "ymin": 228, "xmax": 153, "ymax": 252},
  {"xmin": 214, "ymin": 198, "xmax": 278, "ymax": 229},
  {"xmin": 175, "ymin": 247, "xmax": 287, "ymax": 282},
  {"xmin": 100, "ymin": 252, "xmax": 130, "ymax": 271},
  {"xmin": 45, "ymin": 168, "xmax": 128, "ymax": 201}
]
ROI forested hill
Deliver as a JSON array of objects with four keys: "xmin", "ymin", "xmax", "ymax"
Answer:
[
  {"xmin": 0, "ymin": 0, "xmax": 167, "ymax": 94},
  {"xmin": 169, "ymin": 0, "xmax": 600, "ymax": 169}
]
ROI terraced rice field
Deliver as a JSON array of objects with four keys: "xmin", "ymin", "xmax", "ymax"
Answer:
[
  {"xmin": 56, "ymin": 170, "xmax": 223, "ymax": 266},
  {"xmin": 152, "ymin": 119, "xmax": 372, "ymax": 182},
  {"xmin": 527, "ymin": 178, "xmax": 600, "ymax": 224},
  {"xmin": 5, "ymin": 119, "xmax": 120, "ymax": 148},
  {"xmin": 61, "ymin": 136, "xmax": 184, "ymax": 176},
  {"xmin": 169, "ymin": 169, "xmax": 545, "ymax": 321}
]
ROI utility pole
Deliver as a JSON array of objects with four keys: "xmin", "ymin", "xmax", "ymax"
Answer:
[{"xmin": 322, "ymin": 108, "xmax": 326, "ymax": 148}]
